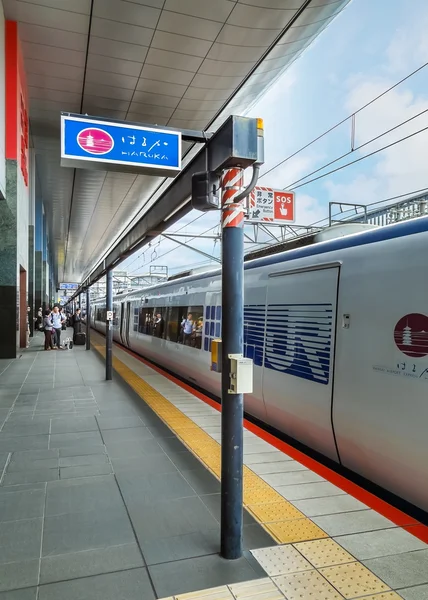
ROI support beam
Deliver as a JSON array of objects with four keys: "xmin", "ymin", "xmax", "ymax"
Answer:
[
  {"xmin": 220, "ymin": 167, "xmax": 245, "ymax": 560},
  {"xmin": 86, "ymin": 288, "xmax": 90, "ymax": 350},
  {"xmin": 106, "ymin": 271, "xmax": 113, "ymax": 381},
  {"xmin": 162, "ymin": 234, "xmax": 221, "ymax": 263}
]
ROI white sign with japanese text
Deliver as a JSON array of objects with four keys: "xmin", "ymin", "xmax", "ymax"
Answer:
[{"xmin": 248, "ymin": 186, "xmax": 295, "ymax": 223}]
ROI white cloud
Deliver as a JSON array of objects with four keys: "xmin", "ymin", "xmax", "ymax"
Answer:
[{"xmin": 324, "ymin": 9, "xmax": 428, "ymax": 211}]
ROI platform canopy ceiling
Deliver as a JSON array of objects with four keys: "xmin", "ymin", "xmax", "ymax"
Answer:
[{"xmin": 3, "ymin": 0, "xmax": 350, "ymax": 284}]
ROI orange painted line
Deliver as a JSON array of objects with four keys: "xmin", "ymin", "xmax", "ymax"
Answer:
[{"xmin": 115, "ymin": 341, "xmax": 428, "ymax": 542}]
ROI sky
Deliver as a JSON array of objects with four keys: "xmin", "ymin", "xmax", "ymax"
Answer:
[{"xmin": 121, "ymin": 0, "xmax": 428, "ymax": 278}]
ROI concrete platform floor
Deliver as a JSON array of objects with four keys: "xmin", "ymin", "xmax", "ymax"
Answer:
[{"xmin": 0, "ymin": 332, "xmax": 270, "ymax": 599}]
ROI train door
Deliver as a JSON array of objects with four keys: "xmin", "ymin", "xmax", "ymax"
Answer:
[
  {"xmin": 120, "ymin": 302, "xmax": 126, "ymax": 344},
  {"xmin": 125, "ymin": 302, "xmax": 131, "ymax": 346},
  {"xmin": 262, "ymin": 265, "xmax": 340, "ymax": 461}
]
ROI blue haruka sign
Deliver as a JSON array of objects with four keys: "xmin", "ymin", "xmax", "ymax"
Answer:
[{"xmin": 61, "ymin": 114, "xmax": 182, "ymax": 177}]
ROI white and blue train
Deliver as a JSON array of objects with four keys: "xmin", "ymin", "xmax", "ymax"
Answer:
[{"xmin": 92, "ymin": 216, "xmax": 428, "ymax": 513}]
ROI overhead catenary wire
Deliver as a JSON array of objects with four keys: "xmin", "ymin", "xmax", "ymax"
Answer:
[
  {"xmin": 288, "ymin": 123, "xmax": 428, "ymax": 191},
  {"xmin": 258, "ymin": 60, "xmax": 428, "ymax": 182},
  {"xmin": 283, "ymin": 107, "xmax": 428, "ymax": 190}
]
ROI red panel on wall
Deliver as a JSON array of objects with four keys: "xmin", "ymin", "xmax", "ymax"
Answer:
[{"xmin": 5, "ymin": 21, "xmax": 29, "ymax": 186}]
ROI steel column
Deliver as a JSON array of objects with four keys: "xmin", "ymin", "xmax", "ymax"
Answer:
[
  {"xmin": 220, "ymin": 167, "xmax": 245, "ymax": 560},
  {"xmin": 86, "ymin": 288, "xmax": 91, "ymax": 350},
  {"xmin": 106, "ymin": 271, "xmax": 113, "ymax": 380}
]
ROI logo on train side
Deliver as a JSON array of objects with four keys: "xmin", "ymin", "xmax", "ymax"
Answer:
[
  {"xmin": 394, "ymin": 313, "xmax": 428, "ymax": 358},
  {"xmin": 244, "ymin": 303, "xmax": 333, "ymax": 385},
  {"xmin": 77, "ymin": 128, "xmax": 114, "ymax": 155}
]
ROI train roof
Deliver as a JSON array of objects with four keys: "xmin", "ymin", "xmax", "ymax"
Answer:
[{"xmin": 91, "ymin": 215, "xmax": 428, "ymax": 303}]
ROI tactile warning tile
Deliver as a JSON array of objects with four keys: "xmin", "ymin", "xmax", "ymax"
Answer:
[
  {"xmin": 247, "ymin": 502, "xmax": 305, "ymax": 523},
  {"xmin": 243, "ymin": 487, "xmax": 284, "ymax": 505},
  {"xmin": 251, "ymin": 545, "xmax": 313, "ymax": 576},
  {"xmin": 266, "ymin": 519, "xmax": 329, "ymax": 544},
  {"xmin": 175, "ymin": 586, "xmax": 234, "ymax": 599},
  {"xmin": 228, "ymin": 577, "xmax": 285, "ymax": 599},
  {"xmin": 273, "ymin": 569, "xmax": 344, "ymax": 600},
  {"xmin": 319, "ymin": 562, "xmax": 391, "ymax": 598},
  {"xmin": 294, "ymin": 538, "xmax": 356, "ymax": 568}
]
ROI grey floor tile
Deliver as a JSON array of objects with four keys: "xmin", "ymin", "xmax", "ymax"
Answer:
[
  {"xmin": 291, "ymin": 494, "xmax": 368, "ymax": 517},
  {"xmin": 169, "ymin": 450, "xmax": 205, "ymax": 472},
  {"xmin": 399, "ymin": 584, "xmax": 428, "ymax": 599},
  {"xmin": 116, "ymin": 469, "xmax": 196, "ymax": 506},
  {"xmin": 277, "ymin": 481, "xmax": 347, "ymax": 501},
  {"xmin": 336, "ymin": 527, "xmax": 427, "ymax": 560},
  {"xmin": 199, "ymin": 494, "xmax": 256, "ymax": 526},
  {"xmin": 105, "ymin": 439, "xmax": 163, "ymax": 459},
  {"xmin": 38, "ymin": 567, "xmax": 155, "ymax": 600},
  {"xmin": 156, "ymin": 436, "xmax": 189, "ymax": 455},
  {"xmin": 58, "ymin": 445, "xmax": 106, "ymax": 458},
  {"xmin": 59, "ymin": 453, "xmax": 108, "ymax": 468},
  {"xmin": 0, "ymin": 482, "xmax": 46, "ymax": 495},
  {"xmin": 0, "ymin": 518, "xmax": 43, "ymax": 563},
  {"xmin": 141, "ymin": 529, "xmax": 219, "ymax": 565},
  {"xmin": 262, "ymin": 470, "xmax": 324, "ymax": 487},
  {"xmin": 101, "ymin": 427, "xmax": 154, "ymax": 445},
  {"xmin": 2, "ymin": 468, "xmax": 59, "ymax": 486},
  {"xmin": 244, "ymin": 450, "xmax": 292, "ymax": 468},
  {"xmin": 50, "ymin": 417, "xmax": 98, "ymax": 434},
  {"xmin": 149, "ymin": 553, "xmax": 265, "ymax": 598},
  {"xmin": 0, "ymin": 560, "xmax": 39, "ymax": 593},
  {"xmin": 243, "ymin": 524, "xmax": 277, "ymax": 550},
  {"xmin": 128, "ymin": 495, "xmax": 218, "ymax": 543},
  {"xmin": 111, "ymin": 453, "xmax": 175, "ymax": 475},
  {"xmin": 10, "ymin": 449, "xmax": 59, "ymax": 465},
  {"xmin": 60, "ymin": 462, "xmax": 112, "ymax": 479},
  {"xmin": 40, "ymin": 542, "xmax": 144, "ymax": 584},
  {"xmin": 0, "ymin": 435, "xmax": 49, "ymax": 453},
  {"xmin": 0, "ymin": 587, "xmax": 37, "ymax": 599},
  {"xmin": 313, "ymin": 509, "xmax": 398, "ymax": 536},
  {"xmin": 46, "ymin": 475, "xmax": 123, "ymax": 516},
  {"xmin": 363, "ymin": 549, "xmax": 428, "ymax": 589},
  {"xmin": 250, "ymin": 461, "xmax": 305, "ymax": 475},
  {"xmin": 43, "ymin": 506, "xmax": 135, "ymax": 556},
  {"xmin": 0, "ymin": 488, "xmax": 45, "ymax": 522},
  {"xmin": 146, "ymin": 423, "xmax": 175, "ymax": 438},
  {"xmin": 49, "ymin": 431, "xmax": 104, "ymax": 449},
  {"xmin": 96, "ymin": 416, "xmax": 145, "ymax": 430},
  {"xmin": 180, "ymin": 468, "xmax": 221, "ymax": 495},
  {"xmin": 7, "ymin": 458, "xmax": 59, "ymax": 472}
]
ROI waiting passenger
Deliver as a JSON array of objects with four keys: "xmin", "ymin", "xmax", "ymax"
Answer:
[
  {"xmin": 51, "ymin": 306, "xmax": 65, "ymax": 349},
  {"xmin": 153, "ymin": 313, "xmax": 164, "ymax": 338},
  {"xmin": 181, "ymin": 313, "xmax": 193, "ymax": 346},
  {"xmin": 193, "ymin": 318, "xmax": 203, "ymax": 350},
  {"xmin": 43, "ymin": 309, "xmax": 55, "ymax": 351}
]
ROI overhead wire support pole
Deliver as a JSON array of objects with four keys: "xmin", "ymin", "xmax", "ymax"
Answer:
[
  {"xmin": 220, "ymin": 166, "xmax": 245, "ymax": 560},
  {"xmin": 85, "ymin": 287, "xmax": 90, "ymax": 350},
  {"xmin": 106, "ymin": 270, "xmax": 113, "ymax": 381}
]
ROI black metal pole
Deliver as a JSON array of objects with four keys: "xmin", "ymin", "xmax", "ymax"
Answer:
[
  {"xmin": 220, "ymin": 168, "xmax": 245, "ymax": 560},
  {"xmin": 86, "ymin": 287, "xmax": 91, "ymax": 350},
  {"xmin": 106, "ymin": 270, "xmax": 113, "ymax": 380}
]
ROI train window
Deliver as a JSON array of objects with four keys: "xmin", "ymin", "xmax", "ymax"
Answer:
[
  {"xmin": 166, "ymin": 307, "xmax": 180, "ymax": 342},
  {"xmin": 216, "ymin": 306, "xmax": 221, "ymax": 320},
  {"xmin": 152, "ymin": 308, "xmax": 166, "ymax": 339},
  {"xmin": 138, "ymin": 308, "xmax": 153, "ymax": 334},
  {"xmin": 178, "ymin": 306, "xmax": 204, "ymax": 349},
  {"xmin": 133, "ymin": 308, "xmax": 139, "ymax": 332}
]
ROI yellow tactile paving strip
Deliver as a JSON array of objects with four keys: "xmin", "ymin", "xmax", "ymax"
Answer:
[{"xmin": 92, "ymin": 340, "xmax": 403, "ymax": 600}]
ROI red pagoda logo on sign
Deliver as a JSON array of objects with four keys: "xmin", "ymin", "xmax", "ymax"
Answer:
[
  {"xmin": 394, "ymin": 313, "xmax": 428, "ymax": 358},
  {"xmin": 77, "ymin": 128, "xmax": 114, "ymax": 155}
]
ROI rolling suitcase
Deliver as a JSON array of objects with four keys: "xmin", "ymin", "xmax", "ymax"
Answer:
[{"xmin": 74, "ymin": 332, "xmax": 86, "ymax": 345}]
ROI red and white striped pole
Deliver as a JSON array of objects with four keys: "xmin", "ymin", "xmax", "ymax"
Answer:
[{"xmin": 220, "ymin": 166, "xmax": 245, "ymax": 560}]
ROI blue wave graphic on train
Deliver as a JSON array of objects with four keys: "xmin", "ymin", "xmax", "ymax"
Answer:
[
  {"xmin": 205, "ymin": 303, "xmax": 333, "ymax": 385},
  {"xmin": 244, "ymin": 303, "xmax": 333, "ymax": 385}
]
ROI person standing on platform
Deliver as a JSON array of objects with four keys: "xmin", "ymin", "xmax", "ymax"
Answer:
[
  {"xmin": 51, "ymin": 306, "xmax": 64, "ymax": 349},
  {"xmin": 43, "ymin": 309, "xmax": 55, "ymax": 351},
  {"xmin": 72, "ymin": 308, "xmax": 82, "ymax": 342}
]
